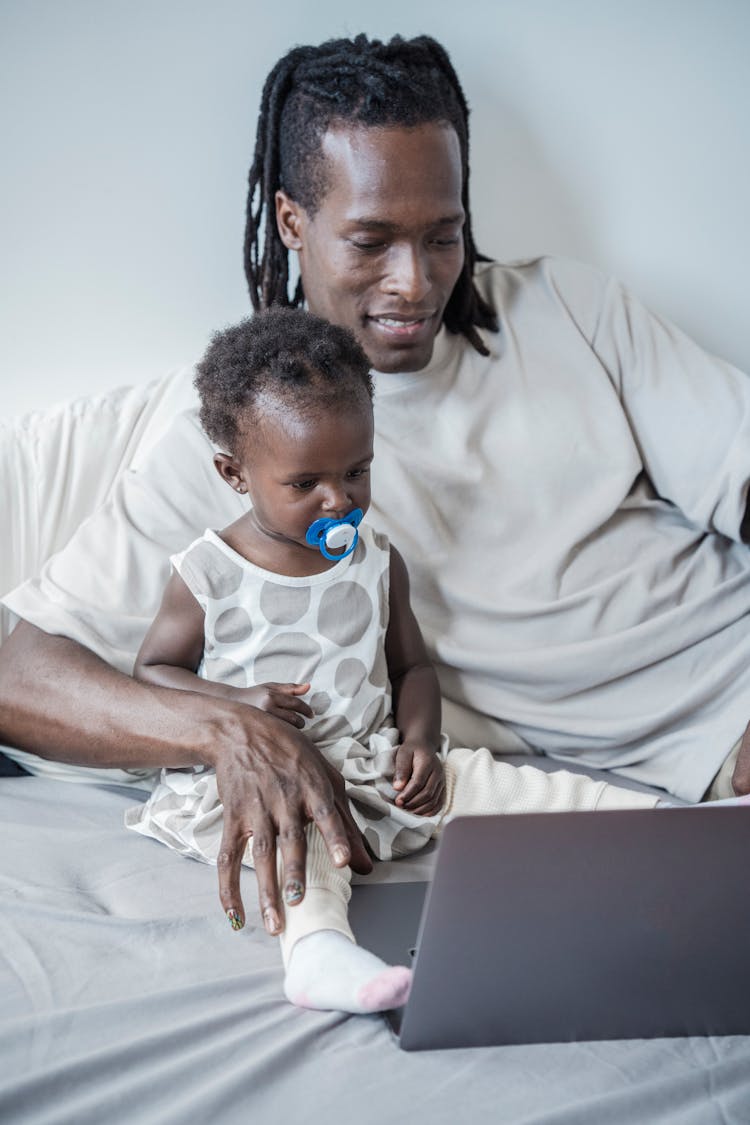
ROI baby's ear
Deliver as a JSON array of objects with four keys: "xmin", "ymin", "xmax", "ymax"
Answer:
[{"xmin": 213, "ymin": 453, "xmax": 248, "ymax": 494}]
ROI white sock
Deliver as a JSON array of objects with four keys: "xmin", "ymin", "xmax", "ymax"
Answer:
[{"xmin": 283, "ymin": 929, "xmax": 412, "ymax": 1014}]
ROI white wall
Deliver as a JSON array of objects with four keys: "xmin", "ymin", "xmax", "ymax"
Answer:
[{"xmin": 2, "ymin": 0, "xmax": 748, "ymax": 418}]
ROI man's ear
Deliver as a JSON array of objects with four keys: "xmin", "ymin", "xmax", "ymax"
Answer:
[
  {"xmin": 275, "ymin": 190, "xmax": 305, "ymax": 250},
  {"xmin": 213, "ymin": 453, "xmax": 248, "ymax": 494}
]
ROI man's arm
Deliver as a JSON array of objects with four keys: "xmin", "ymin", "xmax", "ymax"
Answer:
[{"xmin": 0, "ymin": 621, "xmax": 372, "ymax": 929}]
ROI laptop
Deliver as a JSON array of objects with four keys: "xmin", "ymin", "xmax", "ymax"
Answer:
[{"xmin": 348, "ymin": 806, "xmax": 750, "ymax": 1050}]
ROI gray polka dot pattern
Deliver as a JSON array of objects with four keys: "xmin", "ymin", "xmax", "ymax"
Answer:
[
  {"xmin": 253, "ymin": 633, "xmax": 322, "ymax": 684},
  {"xmin": 354, "ymin": 799, "xmax": 387, "ymax": 821},
  {"xmin": 368, "ymin": 648, "xmax": 388, "ymax": 690},
  {"xmin": 391, "ymin": 826, "xmax": 429, "ymax": 857},
  {"xmin": 363, "ymin": 696, "xmax": 390, "ymax": 737},
  {"xmin": 213, "ymin": 606, "xmax": 253, "ymax": 644},
  {"xmin": 311, "ymin": 713, "xmax": 355, "ymax": 742},
  {"xmin": 377, "ymin": 571, "xmax": 389, "ymax": 629},
  {"xmin": 343, "ymin": 754, "xmax": 377, "ymax": 780},
  {"xmin": 364, "ymin": 826, "xmax": 382, "ymax": 855},
  {"xmin": 204, "ymin": 656, "xmax": 247, "ymax": 687},
  {"xmin": 334, "ymin": 658, "xmax": 367, "ymax": 698},
  {"xmin": 309, "ymin": 691, "xmax": 331, "ymax": 716},
  {"xmin": 260, "ymin": 581, "xmax": 311, "ymax": 625},
  {"xmin": 317, "ymin": 581, "xmax": 372, "ymax": 646},
  {"xmin": 181, "ymin": 540, "xmax": 243, "ymax": 599}
]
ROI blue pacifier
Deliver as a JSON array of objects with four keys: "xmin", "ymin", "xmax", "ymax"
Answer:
[{"xmin": 305, "ymin": 508, "xmax": 364, "ymax": 561}]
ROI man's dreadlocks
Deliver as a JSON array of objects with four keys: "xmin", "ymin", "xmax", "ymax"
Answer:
[{"xmin": 244, "ymin": 33, "xmax": 498, "ymax": 355}]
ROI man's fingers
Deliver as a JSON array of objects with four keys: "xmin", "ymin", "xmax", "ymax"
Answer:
[
  {"xmin": 246, "ymin": 818, "xmax": 284, "ymax": 935},
  {"xmin": 339, "ymin": 800, "xmax": 374, "ymax": 874},
  {"xmin": 278, "ymin": 819, "xmax": 308, "ymax": 909},
  {"xmin": 349, "ymin": 841, "xmax": 374, "ymax": 874},
  {"xmin": 311, "ymin": 790, "xmax": 371, "ymax": 873},
  {"xmin": 314, "ymin": 807, "xmax": 352, "ymax": 868},
  {"xmin": 309, "ymin": 759, "xmax": 367, "ymax": 868},
  {"xmin": 216, "ymin": 821, "xmax": 249, "ymax": 933}
]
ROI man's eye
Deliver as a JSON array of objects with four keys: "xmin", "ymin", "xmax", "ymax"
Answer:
[{"xmin": 350, "ymin": 240, "xmax": 385, "ymax": 252}]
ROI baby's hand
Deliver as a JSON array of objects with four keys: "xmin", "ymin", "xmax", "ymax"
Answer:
[
  {"xmin": 392, "ymin": 741, "xmax": 445, "ymax": 817},
  {"xmin": 238, "ymin": 682, "xmax": 313, "ymax": 728}
]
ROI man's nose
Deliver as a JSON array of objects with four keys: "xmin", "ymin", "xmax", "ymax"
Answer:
[{"xmin": 382, "ymin": 244, "xmax": 431, "ymax": 303}]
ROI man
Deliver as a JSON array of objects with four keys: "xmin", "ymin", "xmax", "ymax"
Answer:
[{"xmin": 2, "ymin": 33, "xmax": 750, "ymax": 934}]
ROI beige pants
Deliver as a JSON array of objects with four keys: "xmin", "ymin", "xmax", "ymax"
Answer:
[{"xmin": 703, "ymin": 736, "xmax": 743, "ymax": 801}]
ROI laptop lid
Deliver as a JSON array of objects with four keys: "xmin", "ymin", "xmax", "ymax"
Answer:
[{"xmin": 353, "ymin": 807, "xmax": 750, "ymax": 1050}]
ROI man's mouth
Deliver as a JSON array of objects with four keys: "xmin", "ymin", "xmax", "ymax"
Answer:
[{"xmin": 367, "ymin": 312, "xmax": 436, "ymax": 338}]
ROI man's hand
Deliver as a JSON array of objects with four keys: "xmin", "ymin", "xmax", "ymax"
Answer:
[
  {"xmin": 731, "ymin": 720, "xmax": 750, "ymax": 794},
  {"xmin": 236, "ymin": 682, "xmax": 313, "ymax": 728},
  {"xmin": 212, "ymin": 709, "xmax": 372, "ymax": 935},
  {"xmin": 392, "ymin": 741, "xmax": 445, "ymax": 816}
]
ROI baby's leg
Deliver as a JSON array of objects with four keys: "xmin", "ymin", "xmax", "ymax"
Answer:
[
  {"xmin": 274, "ymin": 826, "xmax": 412, "ymax": 1014},
  {"xmin": 440, "ymin": 746, "xmax": 661, "ymax": 822}
]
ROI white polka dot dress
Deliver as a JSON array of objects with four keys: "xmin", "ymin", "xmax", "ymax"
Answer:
[{"xmin": 127, "ymin": 524, "xmax": 442, "ymax": 863}]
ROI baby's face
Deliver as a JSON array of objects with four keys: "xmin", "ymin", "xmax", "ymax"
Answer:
[{"xmin": 235, "ymin": 398, "xmax": 374, "ymax": 555}]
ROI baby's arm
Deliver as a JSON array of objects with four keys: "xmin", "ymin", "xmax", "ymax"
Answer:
[
  {"xmin": 385, "ymin": 546, "xmax": 445, "ymax": 815},
  {"xmin": 134, "ymin": 572, "xmax": 312, "ymax": 727}
]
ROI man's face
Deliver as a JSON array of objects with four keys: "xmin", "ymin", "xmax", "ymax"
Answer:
[{"xmin": 275, "ymin": 122, "xmax": 465, "ymax": 373}]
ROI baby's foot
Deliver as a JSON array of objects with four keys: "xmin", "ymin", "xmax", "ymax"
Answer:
[{"xmin": 284, "ymin": 930, "xmax": 412, "ymax": 1014}]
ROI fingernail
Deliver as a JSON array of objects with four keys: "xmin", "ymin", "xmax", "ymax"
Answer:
[
  {"xmin": 284, "ymin": 880, "xmax": 304, "ymax": 905},
  {"xmin": 332, "ymin": 846, "xmax": 348, "ymax": 866},
  {"xmin": 226, "ymin": 908, "xmax": 244, "ymax": 931},
  {"xmin": 263, "ymin": 909, "xmax": 281, "ymax": 934}
]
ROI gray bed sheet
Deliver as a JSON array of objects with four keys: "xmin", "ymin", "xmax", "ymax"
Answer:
[{"xmin": 1, "ymin": 770, "xmax": 750, "ymax": 1125}]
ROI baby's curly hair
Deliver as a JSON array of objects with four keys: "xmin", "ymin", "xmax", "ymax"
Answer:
[{"xmin": 195, "ymin": 307, "xmax": 373, "ymax": 451}]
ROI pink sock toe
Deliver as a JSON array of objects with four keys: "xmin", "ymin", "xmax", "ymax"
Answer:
[
  {"xmin": 357, "ymin": 966, "xmax": 413, "ymax": 1013},
  {"xmin": 287, "ymin": 991, "xmax": 314, "ymax": 1009}
]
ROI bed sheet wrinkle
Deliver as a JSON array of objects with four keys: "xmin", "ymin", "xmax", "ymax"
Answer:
[
  {"xmin": 540, "ymin": 1049, "xmax": 749, "ymax": 1125},
  {"xmin": 0, "ymin": 972, "xmax": 290, "ymax": 1125},
  {"xmin": 0, "ymin": 915, "xmax": 56, "ymax": 1069}
]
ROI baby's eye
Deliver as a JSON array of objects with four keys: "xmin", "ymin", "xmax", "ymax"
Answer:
[
  {"xmin": 292, "ymin": 479, "xmax": 317, "ymax": 491},
  {"xmin": 346, "ymin": 468, "xmax": 370, "ymax": 480}
]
